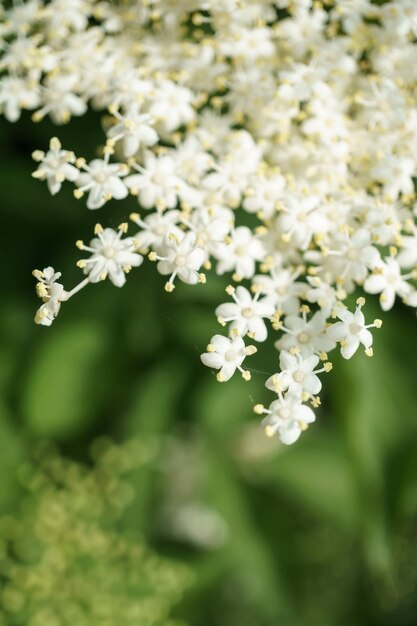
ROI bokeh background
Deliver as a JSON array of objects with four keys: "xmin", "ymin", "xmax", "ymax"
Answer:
[{"xmin": 1, "ymin": 109, "xmax": 417, "ymax": 626}]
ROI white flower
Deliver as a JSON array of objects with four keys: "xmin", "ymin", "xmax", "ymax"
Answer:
[
  {"xmin": 33, "ymin": 74, "xmax": 87, "ymax": 124},
  {"xmin": 130, "ymin": 210, "xmax": 181, "ymax": 252},
  {"xmin": 151, "ymin": 231, "xmax": 205, "ymax": 291},
  {"xmin": 364, "ymin": 257, "xmax": 413, "ymax": 311},
  {"xmin": 215, "ymin": 227, "xmax": 265, "ymax": 280},
  {"xmin": 326, "ymin": 298, "xmax": 381, "ymax": 359},
  {"xmin": 215, "ymin": 285, "xmax": 275, "ymax": 342},
  {"xmin": 32, "ymin": 137, "xmax": 79, "ymax": 195},
  {"xmin": 275, "ymin": 310, "xmax": 336, "ymax": 356},
  {"xmin": 257, "ymin": 395, "xmax": 316, "ymax": 445},
  {"xmin": 33, "ymin": 266, "xmax": 68, "ymax": 326},
  {"xmin": 75, "ymin": 157, "xmax": 129, "ymax": 210},
  {"xmin": 0, "ymin": 75, "xmax": 40, "ymax": 122},
  {"xmin": 76, "ymin": 225, "xmax": 143, "ymax": 287},
  {"xmin": 125, "ymin": 151, "xmax": 181, "ymax": 210},
  {"xmin": 107, "ymin": 105, "xmax": 158, "ymax": 157},
  {"xmin": 266, "ymin": 350, "xmax": 331, "ymax": 397},
  {"xmin": 201, "ymin": 334, "xmax": 256, "ymax": 382}
]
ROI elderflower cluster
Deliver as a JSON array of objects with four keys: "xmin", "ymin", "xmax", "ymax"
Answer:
[
  {"xmin": 3, "ymin": 0, "xmax": 417, "ymax": 444},
  {"xmin": 0, "ymin": 439, "xmax": 191, "ymax": 626}
]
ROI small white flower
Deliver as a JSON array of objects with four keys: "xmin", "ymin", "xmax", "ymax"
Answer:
[
  {"xmin": 125, "ymin": 151, "xmax": 181, "ymax": 210},
  {"xmin": 275, "ymin": 310, "xmax": 336, "ymax": 356},
  {"xmin": 215, "ymin": 226, "xmax": 265, "ymax": 280},
  {"xmin": 131, "ymin": 209, "xmax": 181, "ymax": 252},
  {"xmin": 258, "ymin": 395, "xmax": 316, "ymax": 445},
  {"xmin": 0, "ymin": 75, "xmax": 40, "ymax": 122},
  {"xmin": 266, "ymin": 350, "xmax": 331, "ymax": 397},
  {"xmin": 77, "ymin": 225, "xmax": 143, "ymax": 287},
  {"xmin": 150, "ymin": 231, "xmax": 205, "ymax": 291},
  {"xmin": 33, "ymin": 266, "xmax": 68, "ymax": 326},
  {"xmin": 75, "ymin": 157, "xmax": 129, "ymax": 210},
  {"xmin": 364, "ymin": 257, "xmax": 413, "ymax": 311},
  {"xmin": 215, "ymin": 285, "xmax": 274, "ymax": 342},
  {"xmin": 201, "ymin": 334, "xmax": 256, "ymax": 382},
  {"xmin": 107, "ymin": 105, "xmax": 158, "ymax": 157},
  {"xmin": 326, "ymin": 298, "xmax": 381, "ymax": 359},
  {"xmin": 32, "ymin": 137, "xmax": 79, "ymax": 195}
]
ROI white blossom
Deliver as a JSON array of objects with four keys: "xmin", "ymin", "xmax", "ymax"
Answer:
[
  {"xmin": 32, "ymin": 137, "xmax": 79, "ymax": 195},
  {"xmin": 326, "ymin": 298, "xmax": 382, "ymax": 359},
  {"xmin": 201, "ymin": 334, "xmax": 256, "ymax": 382},
  {"xmin": 76, "ymin": 225, "xmax": 143, "ymax": 287}
]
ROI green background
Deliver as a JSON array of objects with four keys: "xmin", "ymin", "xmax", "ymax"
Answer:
[{"xmin": 1, "ymin": 110, "xmax": 417, "ymax": 626}]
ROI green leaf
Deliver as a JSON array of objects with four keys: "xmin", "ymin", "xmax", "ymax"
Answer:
[{"xmin": 21, "ymin": 319, "xmax": 109, "ymax": 439}]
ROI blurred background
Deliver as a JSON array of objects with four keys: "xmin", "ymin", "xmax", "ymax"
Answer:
[{"xmin": 1, "ymin": 111, "xmax": 417, "ymax": 626}]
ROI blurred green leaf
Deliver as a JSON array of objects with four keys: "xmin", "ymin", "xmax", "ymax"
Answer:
[{"xmin": 21, "ymin": 319, "xmax": 110, "ymax": 439}]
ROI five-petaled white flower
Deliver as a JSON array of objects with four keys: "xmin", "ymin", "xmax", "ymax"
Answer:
[
  {"xmin": 326, "ymin": 298, "xmax": 382, "ymax": 359},
  {"xmin": 75, "ymin": 157, "xmax": 129, "ymax": 210},
  {"xmin": 76, "ymin": 225, "xmax": 143, "ymax": 287},
  {"xmin": 32, "ymin": 137, "xmax": 79, "ymax": 195},
  {"xmin": 201, "ymin": 334, "xmax": 257, "ymax": 382},
  {"xmin": 256, "ymin": 395, "xmax": 316, "ymax": 445},
  {"xmin": 216, "ymin": 285, "xmax": 275, "ymax": 342}
]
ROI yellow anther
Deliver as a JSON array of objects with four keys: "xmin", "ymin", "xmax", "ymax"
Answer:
[
  {"xmin": 32, "ymin": 150, "xmax": 45, "ymax": 162},
  {"xmin": 232, "ymin": 273, "xmax": 243, "ymax": 282},
  {"xmin": 50, "ymin": 137, "xmax": 61, "ymax": 151},
  {"xmin": 356, "ymin": 296, "xmax": 365, "ymax": 307},
  {"xmin": 36, "ymin": 283, "xmax": 48, "ymax": 298},
  {"xmin": 253, "ymin": 404, "xmax": 264, "ymax": 415},
  {"xmin": 374, "ymin": 319, "xmax": 382, "ymax": 328},
  {"xmin": 198, "ymin": 273, "xmax": 206, "ymax": 284},
  {"xmin": 323, "ymin": 362, "xmax": 333, "ymax": 373},
  {"xmin": 216, "ymin": 372, "xmax": 225, "ymax": 382},
  {"xmin": 165, "ymin": 282, "xmax": 175, "ymax": 292},
  {"xmin": 76, "ymin": 260, "xmax": 87, "ymax": 268},
  {"xmin": 130, "ymin": 212, "xmax": 140, "ymax": 222},
  {"xmin": 73, "ymin": 189, "xmax": 84, "ymax": 199},
  {"xmin": 94, "ymin": 223, "xmax": 104, "ymax": 235},
  {"xmin": 118, "ymin": 222, "xmax": 128, "ymax": 233},
  {"xmin": 242, "ymin": 370, "xmax": 251, "ymax": 381},
  {"xmin": 245, "ymin": 345, "xmax": 257, "ymax": 356},
  {"xmin": 365, "ymin": 347, "xmax": 373, "ymax": 357},
  {"xmin": 265, "ymin": 425, "xmax": 276, "ymax": 438},
  {"xmin": 75, "ymin": 240, "xmax": 84, "ymax": 250},
  {"xmin": 217, "ymin": 316, "xmax": 226, "ymax": 327},
  {"xmin": 225, "ymin": 285, "xmax": 235, "ymax": 295},
  {"xmin": 148, "ymin": 252, "xmax": 157, "ymax": 261}
]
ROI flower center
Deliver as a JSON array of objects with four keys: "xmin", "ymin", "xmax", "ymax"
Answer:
[
  {"xmin": 347, "ymin": 248, "xmax": 358, "ymax": 260},
  {"xmin": 94, "ymin": 172, "xmax": 107, "ymax": 183},
  {"xmin": 349, "ymin": 322, "xmax": 361, "ymax": 335},
  {"xmin": 242, "ymin": 307, "xmax": 253, "ymax": 318},
  {"xmin": 298, "ymin": 331, "xmax": 310, "ymax": 344},
  {"xmin": 225, "ymin": 350, "xmax": 237, "ymax": 362},
  {"xmin": 235, "ymin": 245, "xmax": 246, "ymax": 256},
  {"xmin": 279, "ymin": 407, "xmax": 291, "ymax": 420},
  {"xmin": 293, "ymin": 370, "xmax": 305, "ymax": 383},
  {"xmin": 102, "ymin": 246, "xmax": 115, "ymax": 259},
  {"xmin": 175, "ymin": 254, "xmax": 187, "ymax": 267}
]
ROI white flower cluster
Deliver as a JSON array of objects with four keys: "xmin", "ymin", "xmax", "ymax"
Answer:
[{"xmin": 3, "ymin": 0, "xmax": 417, "ymax": 444}]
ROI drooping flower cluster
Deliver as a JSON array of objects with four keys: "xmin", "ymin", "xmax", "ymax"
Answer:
[{"xmin": 3, "ymin": 0, "xmax": 417, "ymax": 444}]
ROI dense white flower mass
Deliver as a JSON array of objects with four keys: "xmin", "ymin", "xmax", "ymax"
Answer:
[{"xmin": 4, "ymin": 0, "xmax": 417, "ymax": 443}]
